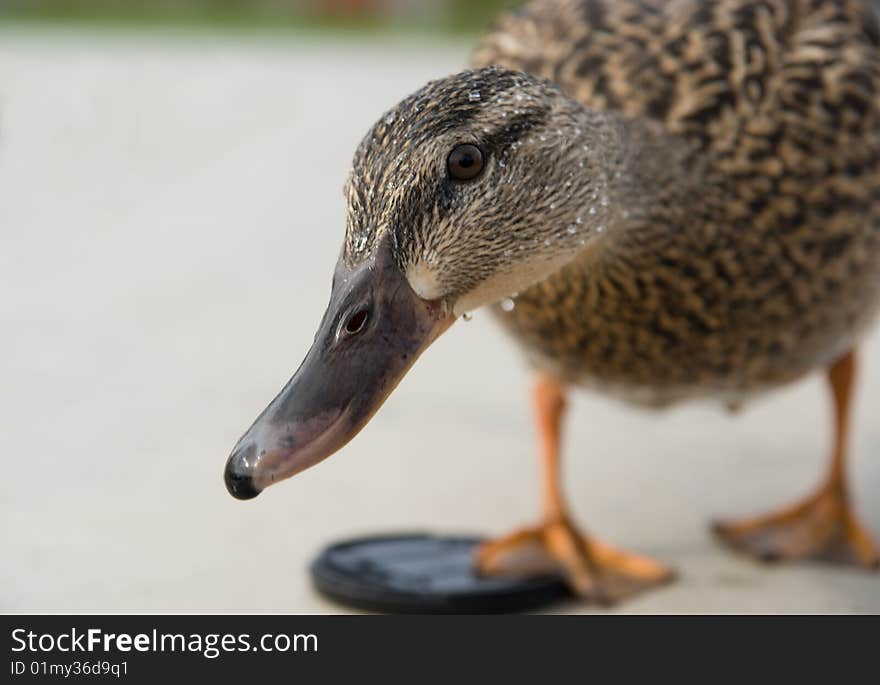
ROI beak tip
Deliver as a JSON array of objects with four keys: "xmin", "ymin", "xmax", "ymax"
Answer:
[
  {"xmin": 225, "ymin": 467, "xmax": 262, "ymax": 500},
  {"xmin": 224, "ymin": 443, "xmax": 263, "ymax": 500}
]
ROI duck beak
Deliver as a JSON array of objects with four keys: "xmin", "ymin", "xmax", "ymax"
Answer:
[{"xmin": 224, "ymin": 239, "xmax": 455, "ymax": 500}]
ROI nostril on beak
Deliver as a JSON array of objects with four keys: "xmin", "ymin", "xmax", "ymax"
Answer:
[{"xmin": 224, "ymin": 441, "xmax": 262, "ymax": 500}]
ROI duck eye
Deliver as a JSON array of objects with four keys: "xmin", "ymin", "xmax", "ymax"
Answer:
[
  {"xmin": 447, "ymin": 144, "xmax": 484, "ymax": 181},
  {"xmin": 344, "ymin": 309, "xmax": 369, "ymax": 335}
]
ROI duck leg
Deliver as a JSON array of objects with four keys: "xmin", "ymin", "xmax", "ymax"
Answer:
[
  {"xmin": 713, "ymin": 350, "xmax": 879, "ymax": 568},
  {"xmin": 474, "ymin": 375, "xmax": 675, "ymax": 603}
]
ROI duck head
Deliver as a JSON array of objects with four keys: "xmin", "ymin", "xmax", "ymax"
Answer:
[{"xmin": 225, "ymin": 66, "xmax": 613, "ymax": 499}]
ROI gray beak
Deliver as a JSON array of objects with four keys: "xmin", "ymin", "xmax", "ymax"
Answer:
[{"xmin": 224, "ymin": 239, "xmax": 455, "ymax": 499}]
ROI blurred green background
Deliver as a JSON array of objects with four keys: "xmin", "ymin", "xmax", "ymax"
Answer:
[{"xmin": 0, "ymin": 0, "xmax": 522, "ymax": 33}]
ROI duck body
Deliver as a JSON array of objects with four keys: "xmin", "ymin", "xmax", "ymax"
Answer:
[{"xmin": 474, "ymin": 0, "xmax": 880, "ymax": 407}]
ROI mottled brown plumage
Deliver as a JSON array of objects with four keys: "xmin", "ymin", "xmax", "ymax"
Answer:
[
  {"xmin": 473, "ymin": 0, "xmax": 880, "ymax": 406},
  {"xmin": 344, "ymin": 0, "xmax": 880, "ymax": 410}
]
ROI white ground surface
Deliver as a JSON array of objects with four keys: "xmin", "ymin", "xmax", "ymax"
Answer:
[{"xmin": 2, "ymin": 26, "xmax": 879, "ymax": 614}]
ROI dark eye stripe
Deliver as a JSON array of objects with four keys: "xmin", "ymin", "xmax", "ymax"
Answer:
[{"xmin": 482, "ymin": 109, "xmax": 550, "ymax": 151}]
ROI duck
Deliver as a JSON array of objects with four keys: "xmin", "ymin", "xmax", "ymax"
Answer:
[{"xmin": 225, "ymin": 0, "xmax": 880, "ymax": 604}]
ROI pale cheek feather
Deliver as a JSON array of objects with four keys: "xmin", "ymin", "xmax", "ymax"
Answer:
[
  {"xmin": 452, "ymin": 251, "xmax": 579, "ymax": 316},
  {"xmin": 405, "ymin": 261, "xmax": 443, "ymax": 301},
  {"xmin": 407, "ymin": 250, "xmax": 578, "ymax": 316}
]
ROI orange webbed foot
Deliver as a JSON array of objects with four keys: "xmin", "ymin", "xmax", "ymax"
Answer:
[
  {"xmin": 712, "ymin": 485, "xmax": 880, "ymax": 569},
  {"xmin": 475, "ymin": 517, "xmax": 675, "ymax": 605}
]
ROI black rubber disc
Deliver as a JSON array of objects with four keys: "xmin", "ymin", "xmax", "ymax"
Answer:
[{"xmin": 310, "ymin": 533, "xmax": 569, "ymax": 614}]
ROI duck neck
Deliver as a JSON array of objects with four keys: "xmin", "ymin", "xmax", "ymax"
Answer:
[{"xmin": 570, "ymin": 109, "xmax": 714, "ymax": 251}]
